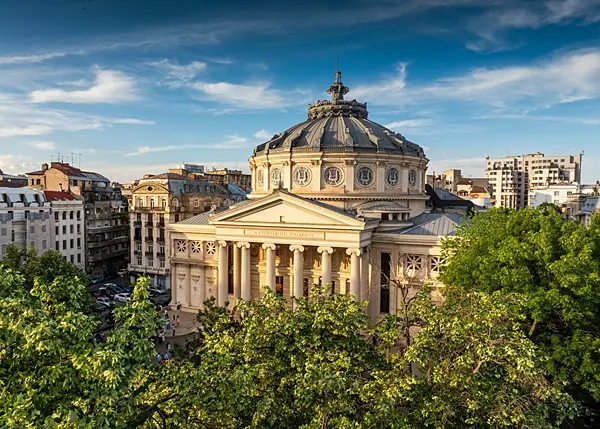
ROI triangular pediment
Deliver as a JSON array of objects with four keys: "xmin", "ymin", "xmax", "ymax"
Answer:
[{"xmin": 210, "ymin": 191, "xmax": 364, "ymax": 228}]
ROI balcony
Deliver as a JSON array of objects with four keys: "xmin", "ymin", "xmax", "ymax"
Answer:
[
  {"xmin": 134, "ymin": 249, "xmax": 142, "ymax": 255},
  {"xmin": 145, "ymin": 235, "xmax": 154, "ymax": 241},
  {"xmin": 157, "ymin": 222, "xmax": 166, "ymax": 229},
  {"xmin": 133, "ymin": 220, "xmax": 142, "ymax": 227},
  {"xmin": 144, "ymin": 250, "xmax": 154, "ymax": 256},
  {"xmin": 157, "ymin": 251, "xmax": 165, "ymax": 257},
  {"xmin": 156, "ymin": 237, "xmax": 165, "ymax": 244},
  {"xmin": 134, "ymin": 206, "xmax": 165, "ymax": 212}
]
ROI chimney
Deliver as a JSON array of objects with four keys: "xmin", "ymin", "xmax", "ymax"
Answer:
[{"xmin": 42, "ymin": 163, "xmax": 49, "ymax": 171}]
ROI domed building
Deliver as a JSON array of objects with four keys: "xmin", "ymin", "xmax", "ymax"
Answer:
[{"xmin": 167, "ymin": 71, "xmax": 470, "ymax": 323}]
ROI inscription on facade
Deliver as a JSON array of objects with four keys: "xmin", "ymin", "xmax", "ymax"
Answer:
[{"xmin": 244, "ymin": 229, "xmax": 325, "ymax": 239}]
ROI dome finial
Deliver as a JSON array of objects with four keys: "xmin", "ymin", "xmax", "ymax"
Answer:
[{"xmin": 327, "ymin": 61, "xmax": 349, "ymax": 102}]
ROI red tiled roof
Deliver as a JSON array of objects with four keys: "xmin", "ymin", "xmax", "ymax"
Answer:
[{"xmin": 43, "ymin": 191, "xmax": 77, "ymax": 201}]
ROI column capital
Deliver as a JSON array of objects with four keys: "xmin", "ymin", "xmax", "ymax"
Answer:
[
  {"xmin": 236, "ymin": 241, "xmax": 251, "ymax": 249},
  {"xmin": 289, "ymin": 244, "xmax": 305, "ymax": 252},
  {"xmin": 261, "ymin": 243, "xmax": 276, "ymax": 250},
  {"xmin": 317, "ymin": 246, "xmax": 333, "ymax": 254},
  {"xmin": 217, "ymin": 240, "xmax": 228, "ymax": 247},
  {"xmin": 346, "ymin": 248, "xmax": 362, "ymax": 257}
]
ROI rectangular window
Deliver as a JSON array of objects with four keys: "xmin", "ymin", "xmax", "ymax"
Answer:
[
  {"xmin": 1, "ymin": 244, "xmax": 5, "ymax": 255},
  {"xmin": 77, "ymin": 238, "xmax": 81, "ymax": 248},
  {"xmin": 55, "ymin": 241, "xmax": 59, "ymax": 250},
  {"xmin": 42, "ymin": 224, "xmax": 46, "ymax": 233},
  {"xmin": 70, "ymin": 225, "xmax": 74, "ymax": 234},
  {"xmin": 62, "ymin": 225, "xmax": 66, "ymax": 234},
  {"xmin": 69, "ymin": 211, "xmax": 73, "ymax": 220},
  {"xmin": 77, "ymin": 224, "xmax": 81, "ymax": 233},
  {"xmin": 42, "ymin": 240, "xmax": 46, "ymax": 249},
  {"xmin": 0, "ymin": 228, "xmax": 6, "ymax": 236},
  {"xmin": 70, "ymin": 239, "xmax": 74, "ymax": 248},
  {"xmin": 55, "ymin": 225, "xmax": 59, "ymax": 235},
  {"xmin": 159, "ymin": 259, "xmax": 165, "ymax": 268},
  {"xmin": 77, "ymin": 211, "xmax": 81, "ymax": 220},
  {"xmin": 275, "ymin": 275, "xmax": 284, "ymax": 296},
  {"xmin": 54, "ymin": 212, "xmax": 59, "ymax": 221},
  {"xmin": 63, "ymin": 240, "xmax": 67, "ymax": 250},
  {"xmin": 303, "ymin": 278, "xmax": 309, "ymax": 297},
  {"xmin": 380, "ymin": 252, "xmax": 391, "ymax": 314},
  {"xmin": 137, "ymin": 257, "xmax": 142, "ymax": 265},
  {"xmin": 77, "ymin": 254, "xmax": 81, "ymax": 263},
  {"xmin": 70, "ymin": 255, "xmax": 74, "ymax": 263},
  {"xmin": 29, "ymin": 225, "xmax": 35, "ymax": 233}
]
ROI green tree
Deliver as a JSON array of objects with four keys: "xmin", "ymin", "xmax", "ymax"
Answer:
[
  {"xmin": 364, "ymin": 288, "xmax": 576, "ymax": 428},
  {"xmin": 0, "ymin": 264, "xmax": 159, "ymax": 428},
  {"xmin": 440, "ymin": 207, "xmax": 600, "ymax": 400},
  {"xmin": 144, "ymin": 286, "xmax": 573, "ymax": 428}
]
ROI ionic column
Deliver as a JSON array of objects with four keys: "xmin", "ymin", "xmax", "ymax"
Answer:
[
  {"xmin": 217, "ymin": 241, "xmax": 228, "ymax": 306},
  {"xmin": 197, "ymin": 266, "xmax": 206, "ymax": 308},
  {"xmin": 289, "ymin": 245, "xmax": 304, "ymax": 303},
  {"xmin": 185, "ymin": 264, "xmax": 192, "ymax": 307},
  {"xmin": 237, "ymin": 242, "xmax": 251, "ymax": 300},
  {"xmin": 233, "ymin": 244, "xmax": 241, "ymax": 299},
  {"xmin": 346, "ymin": 248, "xmax": 361, "ymax": 302},
  {"xmin": 360, "ymin": 247, "xmax": 370, "ymax": 301},
  {"xmin": 317, "ymin": 246, "xmax": 333, "ymax": 287},
  {"xmin": 262, "ymin": 243, "xmax": 276, "ymax": 292}
]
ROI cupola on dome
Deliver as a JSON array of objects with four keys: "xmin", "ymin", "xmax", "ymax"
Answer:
[{"xmin": 253, "ymin": 69, "xmax": 425, "ymax": 157}]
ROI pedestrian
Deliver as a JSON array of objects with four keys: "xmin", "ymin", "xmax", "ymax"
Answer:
[
  {"xmin": 172, "ymin": 326, "xmax": 176, "ymax": 337},
  {"xmin": 164, "ymin": 308, "xmax": 169, "ymax": 319},
  {"xmin": 163, "ymin": 352, "xmax": 170, "ymax": 361},
  {"xmin": 177, "ymin": 301, "xmax": 181, "ymax": 312},
  {"xmin": 176, "ymin": 314, "xmax": 180, "ymax": 327},
  {"xmin": 166, "ymin": 342, "xmax": 172, "ymax": 352},
  {"xmin": 172, "ymin": 315, "xmax": 176, "ymax": 327},
  {"xmin": 159, "ymin": 330, "xmax": 165, "ymax": 343},
  {"xmin": 164, "ymin": 319, "xmax": 170, "ymax": 330},
  {"xmin": 156, "ymin": 353, "xmax": 162, "ymax": 362}
]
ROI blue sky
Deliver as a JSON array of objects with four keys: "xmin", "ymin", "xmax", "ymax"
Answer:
[{"xmin": 1, "ymin": 0, "xmax": 599, "ymax": 183}]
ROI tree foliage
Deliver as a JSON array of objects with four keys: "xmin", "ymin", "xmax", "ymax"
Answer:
[
  {"xmin": 0, "ymin": 254, "xmax": 159, "ymax": 428},
  {"xmin": 143, "ymin": 287, "xmax": 574, "ymax": 428},
  {"xmin": 441, "ymin": 207, "xmax": 600, "ymax": 400}
]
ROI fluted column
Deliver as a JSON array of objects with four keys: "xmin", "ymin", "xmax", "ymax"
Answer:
[
  {"xmin": 262, "ymin": 243, "xmax": 276, "ymax": 292},
  {"xmin": 346, "ymin": 248, "xmax": 361, "ymax": 301},
  {"xmin": 317, "ymin": 246, "xmax": 333, "ymax": 287},
  {"xmin": 233, "ymin": 244, "xmax": 241, "ymax": 299},
  {"xmin": 289, "ymin": 245, "xmax": 304, "ymax": 303},
  {"xmin": 237, "ymin": 242, "xmax": 251, "ymax": 300},
  {"xmin": 217, "ymin": 241, "xmax": 228, "ymax": 306},
  {"xmin": 360, "ymin": 247, "xmax": 369, "ymax": 301}
]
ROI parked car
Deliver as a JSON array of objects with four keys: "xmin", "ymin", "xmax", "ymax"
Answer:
[
  {"xmin": 96, "ymin": 296, "xmax": 111, "ymax": 308},
  {"xmin": 114, "ymin": 293, "xmax": 131, "ymax": 303},
  {"xmin": 149, "ymin": 287, "xmax": 165, "ymax": 296},
  {"xmin": 117, "ymin": 269, "xmax": 128, "ymax": 277},
  {"xmin": 90, "ymin": 276, "xmax": 104, "ymax": 285}
]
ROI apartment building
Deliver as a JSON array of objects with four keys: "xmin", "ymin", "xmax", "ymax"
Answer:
[
  {"xmin": 529, "ymin": 183, "xmax": 580, "ymax": 209},
  {"xmin": 0, "ymin": 169, "xmax": 27, "ymax": 188},
  {"xmin": 0, "ymin": 187, "xmax": 52, "ymax": 258},
  {"xmin": 485, "ymin": 152, "xmax": 582, "ymax": 208},
  {"xmin": 27, "ymin": 162, "xmax": 129, "ymax": 277},
  {"xmin": 44, "ymin": 191, "xmax": 86, "ymax": 270},
  {"xmin": 427, "ymin": 169, "xmax": 489, "ymax": 195},
  {"xmin": 202, "ymin": 168, "xmax": 252, "ymax": 191},
  {"xmin": 128, "ymin": 169, "xmax": 231, "ymax": 289}
]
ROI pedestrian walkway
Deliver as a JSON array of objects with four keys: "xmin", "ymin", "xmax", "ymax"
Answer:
[{"xmin": 161, "ymin": 307, "xmax": 198, "ymax": 337}]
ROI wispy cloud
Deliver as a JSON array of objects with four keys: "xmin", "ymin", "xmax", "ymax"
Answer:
[
  {"xmin": 28, "ymin": 141, "xmax": 55, "ymax": 150},
  {"xmin": 124, "ymin": 134, "xmax": 249, "ymax": 157},
  {"xmin": 427, "ymin": 157, "xmax": 488, "ymax": 178},
  {"xmin": 0, "ymin": 51, "xmax": 72, "ymax": 65},
  {"xmin": 253, "ymin": 129, "xmax": 273, "ymax": 140},
  {"xmin": 193, "ymin": 81, "xmax": 290, "ymax": 109},
  {"xmin": 149, "ymin": 59, "xmax": 207, "ymax": 86},
  {"xmin": 109, "ymin": 118, "xmax": 155, "ymax": 125},
  {"xmin": 385, "ymin": 119, "xmax": 432, "ymax": 129},
  {"xmin": 352, "ymin": 63, "xmax": 407, "ymax": 102},
  {"xmin": 30, "ymin": 69, "xmax": 139, "ymax": 104}
]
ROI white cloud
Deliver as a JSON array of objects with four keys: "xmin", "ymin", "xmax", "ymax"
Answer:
[
  {"xmin": 150, "ymin": 59, "xmax": 207, "ymax": 83},
  {"xmin": 193, "ymin": 81, "xmax": 301, "ymax": 109},
  {"xmin": 358, "ymin": 49, "xmax": 600, "ymax": 111},
  {"xmin": 28, "ymin": 141, "xmax": 55, "ymax": 150},
  {"xmin": 384, "ymin": 119, "xmax": 431, "ymax": 129},
  {"xmin": 253, "ymin": 129, "xmax": 273, "ymax": 140},
  {"xmin": 0, "ymin": 52, "xmax": 70, "ymax": 65},
  {"xmin": 124, "ymin": 134, "xmax": 249, "ymax": 157},
  {"xmin": 30, "ymin": 69, "xmax": 138, "ymax": 104},
  {"xmin": 110, "ymin": 118, "xmax": 155, "ymax": 125}
]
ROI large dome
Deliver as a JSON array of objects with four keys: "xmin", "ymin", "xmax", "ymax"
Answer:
[
  {"xmin": 248, "ymin": 70, "xmax": 429, "ymax": 215},
  {"xmin": 254, "ymin": 70, "xmax": 425, "ymax": 158}
]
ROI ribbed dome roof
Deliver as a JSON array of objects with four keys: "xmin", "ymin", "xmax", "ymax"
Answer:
[{"xmin": 253, "ymin": 70, "xmax": 426, "ymax": 158}]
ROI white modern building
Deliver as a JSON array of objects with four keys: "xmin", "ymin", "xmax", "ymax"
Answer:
[
  {"xmin": 166, "ymin": 71, "xmax": 471, "ymax": 324},
  {"xmin": 0, "ymin": 187, "xmax": 52, "ymax": 258},
  {"xmin": 45, "ymin": 191, "xmax": 86, "ymax": 270},
  {"xmin": 485, "ymin": 152, "xmax": 582, "ymax": 208},
  {"xmin": 529, "ymin": 183, "xmax": 580, "ymax": 209}
]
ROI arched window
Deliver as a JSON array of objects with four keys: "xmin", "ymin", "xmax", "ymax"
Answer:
[
  {"xmin": 172, "ymin": 198, "xmax": 179, "ymax": 208},
  {"xmin": 69, "ymin": 211, "xmax": 73, "ymax": 219},
  {"xmin": 150, "ymin": 198, "xmax": 155, "ymax": 208},
  {"xmin": 193, "ymin": 198, "xmax": 199, "ymax": 208}
]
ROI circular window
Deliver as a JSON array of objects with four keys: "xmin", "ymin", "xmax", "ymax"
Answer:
[
  {"xmin": 323, "ymin": 166, "xmax": 344, "ymax": 187},
  {"xmin": 271, "ymin": 168, "xmax": 283, "ymax": 187},
  {"xmin": 408, "ymin": 169, "xmax": 417, "ymax": 188},
  {"xmin": 257, "ymin": 169, "xmax": 264, "ymax": 187},
  {"xmin": 147, "ymin": 186, "xmax": 153, "ymax": 191},
  {"xmin": 293, "ymin": 167, "xmax": 312, "ymax": 187},
  {"xmin": 386, "ymin": 168, "xmax": 399, "ymax": 187},
  {"xmin": 356, "ymin": 167, "xmax": 374, "ymax": 187}
]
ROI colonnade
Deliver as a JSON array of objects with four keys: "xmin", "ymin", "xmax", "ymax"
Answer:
[{"xmin": 215, "ymin": 241, "xmax": 365, "ymax": 307}]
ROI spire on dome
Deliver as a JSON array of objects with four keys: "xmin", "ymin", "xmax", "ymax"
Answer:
[{"xmin": 327, "ymin": 67, "xmax": 349, "ymax": 102}]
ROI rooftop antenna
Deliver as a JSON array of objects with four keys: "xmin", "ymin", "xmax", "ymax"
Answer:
[
  {"xmin": 77, "ymin": 153, "xmax": 82, "ymax": 168},
  {"xmin": 71, "ymin": 152, "xmax": 74, "ymax": 165}
]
